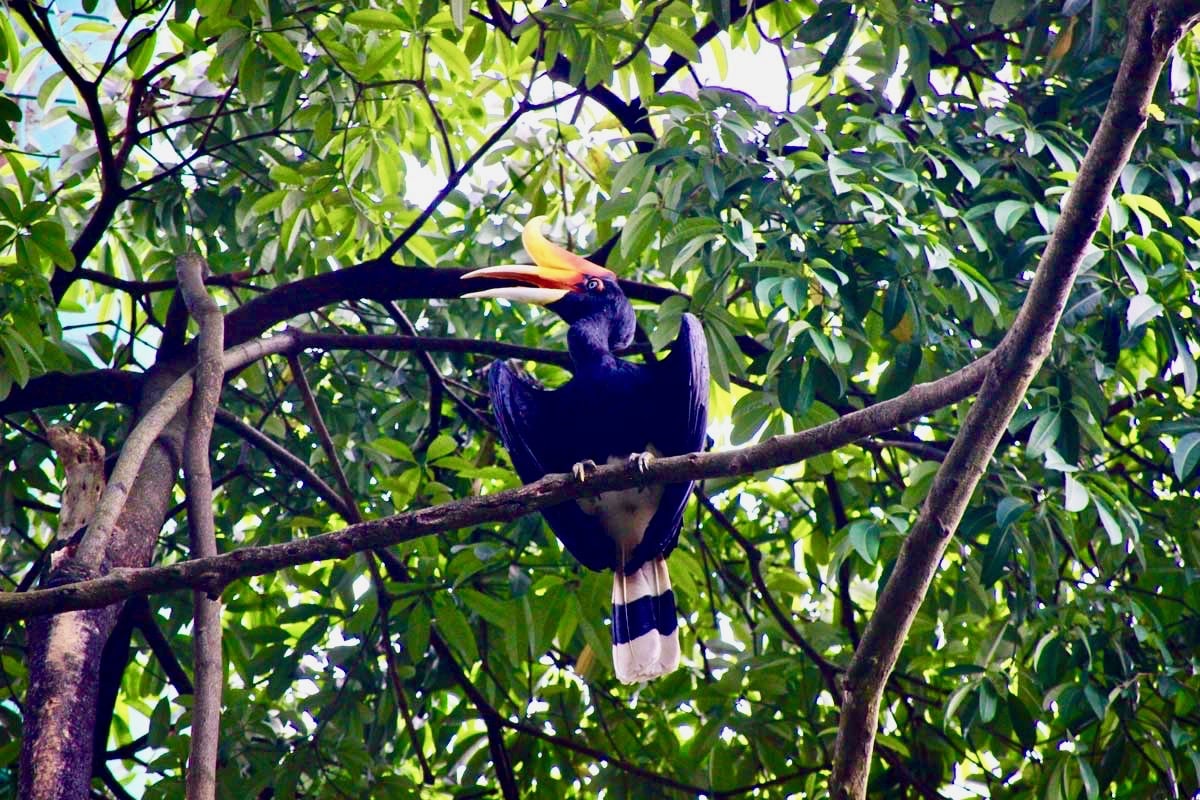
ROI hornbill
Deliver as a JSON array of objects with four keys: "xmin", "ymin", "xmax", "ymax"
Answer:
[{"xmin": 462, "ymin": 218, "xmax": 709, "ymax": 683}]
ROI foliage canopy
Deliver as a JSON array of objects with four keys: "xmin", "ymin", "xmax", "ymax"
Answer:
[{"xmin": 2, "ymin": 0, "xmax": 1200, "ymax": 797}]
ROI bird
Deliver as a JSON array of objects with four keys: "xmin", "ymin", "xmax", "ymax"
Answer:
[{"xmin": 461, "ymin": 217, "xmax": 709, "ymax": 683}]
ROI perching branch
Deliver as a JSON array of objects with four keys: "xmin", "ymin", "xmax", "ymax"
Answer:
[
  {"xmin": 177, "ymin": 254, "xmax": 224, "ymax": 800},
  {"xmin": 0, "ymin": 349, "xmax": 993, "ymax": 620},
  {"xmin": 827, "ymin": 3, "xmax": 1200, "ymax": 797}
]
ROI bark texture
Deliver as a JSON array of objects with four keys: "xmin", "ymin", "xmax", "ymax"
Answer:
[
  {"xmin": 19, "ymin": 367, "xmax": 188, "ymax": 799},
  {"xmin": 19, "ymin": 430, "xmax": 107, "ymax": 799}
]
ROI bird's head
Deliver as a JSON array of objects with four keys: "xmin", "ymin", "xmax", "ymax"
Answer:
[{"xmin": 462, "ymin": 218, "xmax": 635, "ymax": 350}]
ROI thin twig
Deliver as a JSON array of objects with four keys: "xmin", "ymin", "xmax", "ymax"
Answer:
[
  {"xmin": 212, "ymin": 409, "xmax": 351, "ymax": 518},
  {"xmin": 287, "ymin": 353, "xmax": 436, "ymax": 785},
  {"xmin": 695, "ymin": 490, "xmax": 841, "ymax": 697},
  {"xmin": 380, "ymin": 304, "xmax": 445, "ymax": 453}
]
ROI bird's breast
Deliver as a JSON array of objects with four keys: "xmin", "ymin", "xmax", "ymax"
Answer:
[{"xmin": 576, "ymin": 446, "xmax": 664, "ymax": 564}]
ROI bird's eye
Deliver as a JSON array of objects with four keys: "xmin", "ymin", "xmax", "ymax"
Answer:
[{"xmin": 585, "ymin": 277, "xmax": 604, "ymax": 292}]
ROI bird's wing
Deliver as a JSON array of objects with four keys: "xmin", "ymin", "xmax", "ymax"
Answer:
[
  {"xmin": 627, "ymin": 313, "xmax": 710, "ymax": 572},
  {"xmin": 489, "ymin": 362, "xmax": 617, "ymax": 572}
]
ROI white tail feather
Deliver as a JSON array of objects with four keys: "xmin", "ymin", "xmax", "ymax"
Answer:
[{"xmin": 612, "ymin": 557, "xmax": 680, "ymax": 683}]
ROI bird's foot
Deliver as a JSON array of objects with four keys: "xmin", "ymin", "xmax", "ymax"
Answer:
[
  {"xmin": 628, "ymin": 451, "xmax": 654, "ymax": 476},
  {"xmin": 572, "ymin": 460, "xmax": 598, "ymax": 483}
]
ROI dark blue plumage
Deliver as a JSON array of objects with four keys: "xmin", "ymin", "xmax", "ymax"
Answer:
[
  {"xmin": 488, "ymin": 297, "xmax": 708, "ymax": 574},
  {"xmin": 463, "ymin": 218, "xmax": 708, "ymax": 682}
]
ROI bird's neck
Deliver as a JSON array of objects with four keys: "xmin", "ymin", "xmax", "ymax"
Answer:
[{"xmin": 568, "ymin": 314, "xmax": 618, "ymax": 370}]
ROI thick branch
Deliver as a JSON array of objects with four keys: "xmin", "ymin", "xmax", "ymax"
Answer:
[
  {"xmin": 220, "ymin": 262, "xmax": 676, "ymax": 352},
  {"xmin": 827, "ymin": 4, "xmax": 1200, "ymax": 797},
  {"xmin": 0, "ymin": 351, "xmax": 992, "ymax": 620},
  {"xmin": 0, "ymin": 369, "xmax": 144, "ymax": 414}
]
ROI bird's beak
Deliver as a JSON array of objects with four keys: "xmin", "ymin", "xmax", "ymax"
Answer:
[{"xmin": 461, "ymin": 216, "xmax": 615, "ymax": 305}]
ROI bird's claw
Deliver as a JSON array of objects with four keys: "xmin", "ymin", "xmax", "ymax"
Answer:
[
  {"xmin": 629, "ymin": 451, "xmax": 654, "ymax": 476},
  {"xmin": 572, "ymin": 460, "xmax": 598, "ymax": 482}
]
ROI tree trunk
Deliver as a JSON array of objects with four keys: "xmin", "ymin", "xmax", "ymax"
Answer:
[{"xmin": 20, "ymin": 369, "xmax": 188, "ymax": 799}]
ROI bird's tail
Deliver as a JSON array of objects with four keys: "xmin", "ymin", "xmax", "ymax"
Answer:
[{"xmin": 611, "ymin": 556, "xmax": 679, "ymax": 683}]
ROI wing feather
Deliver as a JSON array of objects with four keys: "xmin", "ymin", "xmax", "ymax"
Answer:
[
  {"xmin": 626, "ymin": 313, "xmax": 709, "ymax": 572},
  {"xmin": 489, "ymin": 362, "xmax": 616, "ymax": 571}
]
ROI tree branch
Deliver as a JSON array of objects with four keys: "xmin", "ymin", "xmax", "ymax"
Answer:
[
  {"xmin": 219, "ymin": 262, "xmax": 677, "ymax": 353},
  {"xmin": 380, "ymin": 106, "xmax": 529, "ymax": 262},
  {"xmin": 827, "ymin": 4, "xmax": 1200, "ymax": 796},
  {"xmin": 380, "ymin": 303, "xmax": 445, "ymax": 452},
  {"xmin": 824, "ymin": 474, "xmax": 859, "ymax": 649},
  {"xmin": 64, "ymin": 336, "xmax": 294, "ymax": 576},
  {"xmin": 0, "ymin": 349, "xmax": 993, "ymax": 620},
  {"xmin": 177, "ymin": 254, "xmax": 224, "ymax": 800},
  {"xmin": 0, "ymin": 369, "xmax": 144, "ymax": 414},
  {"xmin": 213, "ymin": 408, "xmax": 351, "ymax": 519}
]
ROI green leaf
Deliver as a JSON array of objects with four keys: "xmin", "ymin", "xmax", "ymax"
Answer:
[
  {"xmin": 848, "ymin": 519, "xmax": 880, "ymax": 564},
  {"xmin": 649, "ymin": 296, "xmax": 687, "ymax": 351},
  {"xmin": 995, "ymin": 496, "xmax": 1029, "ymax": 530},
  {"xmin": 652, "ymin": 25, "xmax": 700, "ymax": 63},
  {"xmin": 125, "ymin": 28, "xmax": 156, "ymax": 77},
  {"xmin": 977, "ymin": 681, "xmax": 999, "ymax": 723},
  {"xmin": 370, "ymin": 436, "xmax": 415, "ymax": 463},
  {"xmin": 432, "ymin": 594, "xmax": 477, "ymax": 663},
  {"xmin": 1027, "ymin": 411, "xmax": 1060, "ymax": 459},
  {"xmin": 1092, "ymin": 496, "xmax": 1124, "ymax": 546},
  {"xmin": 346, "ymin": 9, "xmax": 408, "ymax": 29},
  {"xmin": 989, "ymin": 0, "xmax": 1025, "ymax": 25},
  {"xmin": 980, "ymin": 525, "xmax": 1013, "ymax": 585},
  {"xmin": 994, "ymin": 199, "xmax": 1029, "ymax": 233},
  {"xmin": 359, "ymin": 32, "xmax": 408, "ymax": 80},
  {"xmin": 730, "ymin": 392, "xmax": 773, "ymax": 444},
  {"xmin": 168, "ymin": 20, "xmax": 204, "ymax": 49},
  {"xmin": 428, "ymin": 29, "xmax": 472, "ymax": 78},
  {"xmin": 1064, "ymin": 474, "xmax": 1089, "ymax": 512},
  {"xmin": 406, "ymin": 601, "xmax": 431, "ymax": 658},
  {"xmin": 426, "ymin": 434, "xmax": 457, "ymax": 462},
  {"xmin": 1008, "ymin": 693, "xmax": 1037, "ymax": 750},
  {"xmin": 29, "ymin": 221, "xmax": 74, "ymax": 269},
  {"xmin": 1125, "ymin": 294, "xmax": 1162, "ymax": 329},
  {"xmin": 876, "ymin": 343, "xmax": 921, "ymax": 401},
  {"xmin": 620, "ymin": 204, "xmax": 658, "ymax": 261},
  {"xmin": 450, "ymin": 0, "xmax": 466, "ymax": 31},
  {"xmin": 405, "ymin": 235, "xmax": 439, "ymax": 267},
  {"xmin": 882, "ymin": 282, "xmax": 909, "ymax": 332},
  {"xmin": 148, "ymin": 697, "xmax": 171, "ymax": 747},
  {"xmin": 0, "ymin": 333, "xmax": 30, "ymax": 386},
  {"xmin": 260, "ymin": 32, "xmax": 304, "ymax": 71},
  {"xmin": 459, "ymin": 589, "xmax": 511, "ymax": 628},
  {"xmin": 1120, "ymin": 193, "xmax": 1170, "ymax": 225},
  {"xmin": 1180, "ymin": 215, "xmax": 1200, "ymax": 238},
  {"xmin": 1077, "ymin": 757, "xmax": 1099, "ymax": 800},
  {"xmin": 1173, "ymin": 432, "xmax": 1200, "ymax": 482},
  {"xmin": 815, "ymin": 13, "xmax": 856, "ymax": 77}
]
